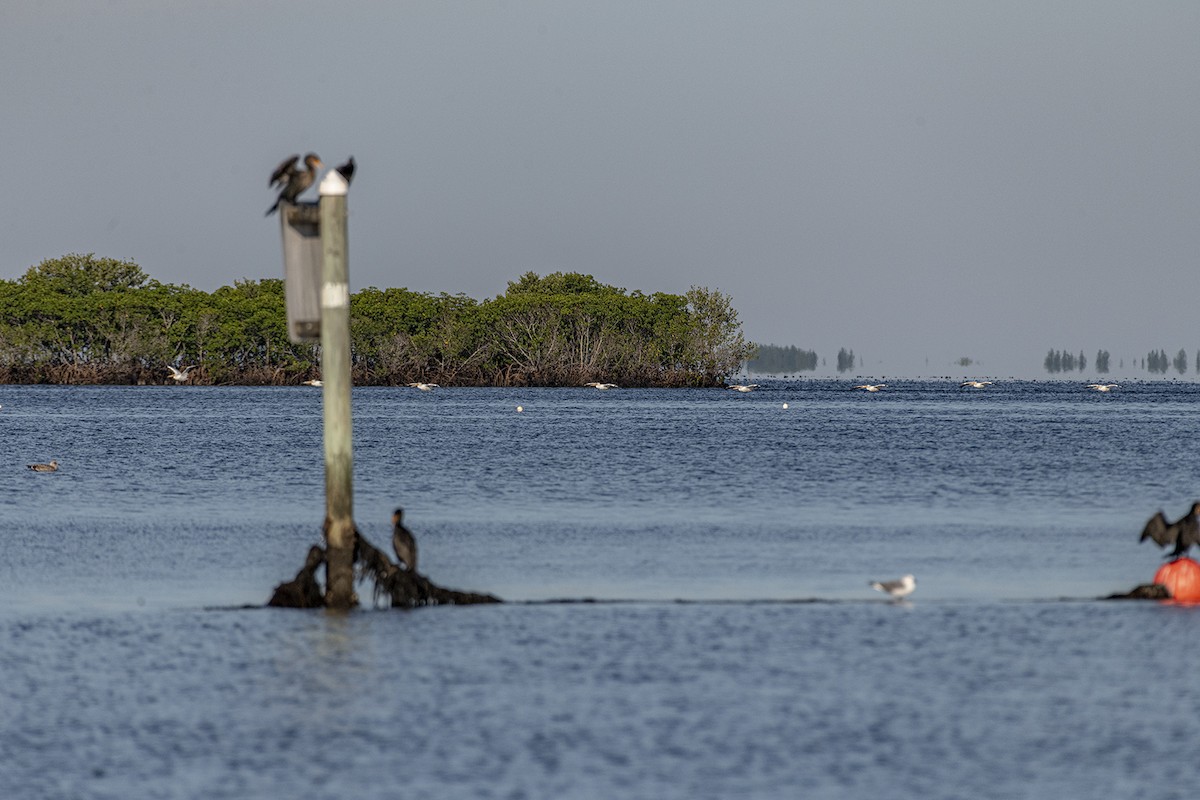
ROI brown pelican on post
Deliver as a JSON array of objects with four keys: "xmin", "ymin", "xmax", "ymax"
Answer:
[
  {"xmin": 392, "ymin": 508, "xmax": 418, "ymax": 572},
  {"xmin": 266, "ymin": 152, "xmax": 322, "ymax": 216}
]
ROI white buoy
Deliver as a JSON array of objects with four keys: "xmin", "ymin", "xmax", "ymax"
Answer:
[
  {"xmin": 782, "ymin": 403, "xmax": 789, "ymax": 409},
  {"xmin": 516, "ymin": 405, "xmax": 524, "ymax": 413}
]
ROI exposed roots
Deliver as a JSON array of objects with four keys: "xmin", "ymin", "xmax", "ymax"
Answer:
[{"xmin": 267, "ymin": 528, "xmax": 500, "ymax": 609}]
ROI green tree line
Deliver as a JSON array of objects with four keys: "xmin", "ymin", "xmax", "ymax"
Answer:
[
  {"xmin": 1044, "ymin": 348, "xmax": 1200, "ymax": 375},
  {"xmin": 747, "ymin": 344, "xmax": 819, "ymax": 373},
  {"xmin": 0, "ymin": 254, "xmax": 756, "ymax": 386}
]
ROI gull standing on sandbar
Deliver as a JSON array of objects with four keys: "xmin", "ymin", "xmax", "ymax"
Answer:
[{"xmin": 869, "ymin": 574, "xmax": 916, "ymax": 599}]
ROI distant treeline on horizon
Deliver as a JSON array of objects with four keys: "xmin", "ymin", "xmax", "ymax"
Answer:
[
  {"xmin": 0, "ymin": 254, "xmax": 755, "ymax": 387},
  {"xmin": 1043, "ymin": 348, "xmax": 1200, "ymax": 375}
]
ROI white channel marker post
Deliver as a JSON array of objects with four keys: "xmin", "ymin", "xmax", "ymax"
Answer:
[{"xmin": 318, "ymin": 168, "xmax": 356, "ymax": 610}]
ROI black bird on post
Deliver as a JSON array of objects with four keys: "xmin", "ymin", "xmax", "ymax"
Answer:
[
  {"xmin": 266, "ymin": 152, "xmax": 322, "ymax": 215},
  {"xmin": 334, "ymin": 156, "xmax": 355, "ymax": 185},
  {"xmin": 1140, "ymin": 502, "xmax": 1200, "ymax": 558},
  {"xmin": 391, "ymin": 508, "xmax": 418, "ymax": 572}
]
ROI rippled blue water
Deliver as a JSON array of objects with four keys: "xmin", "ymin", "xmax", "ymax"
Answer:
[{"xmin": 2, "ymin": 380, "xmax": 1199, "ymax": 798}]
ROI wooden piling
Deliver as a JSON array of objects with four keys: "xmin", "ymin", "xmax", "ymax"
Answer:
[{"xmin": 318, "ymin": 170, "xmax": 356, "ymax": 610}]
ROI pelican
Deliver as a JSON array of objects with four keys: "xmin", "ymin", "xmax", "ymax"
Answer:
[
  {"xmin": 166, "ymin": 365, "xmax": 195, "ymax": 383},
  {"xmin": 266, "ymin": 153, "xmax": 322, "ymax": 216},
  {"xmin": 869, "ymin": 574, "xmax": 915, "ymax": 599},
  {"xmin": 727, "ymin": 384, "xmax": 759, "ymax": 393},
  {"xmin": 301, "ymin": 379, "xmax": 323, "ymax": 387},
  {"xmin": 854, "ymin": 384, "xmax": 887, "ymax": 392},
  {"xmin": 1087, "ymin": 384, "xmax": 1119, "ymax": 392},
  {"xmin": 391, "ymin": 508, "xmax": 418, "ymax": 572},
  {"xmin": 407, "ymin": 383, "xmax": 439, "ymax": 391},
  {"xmin": 27, "ymin": 460, "xmax": 59, "ymax": 473},
  {"xmin": 585, "ymin": 382, "xmax": 619, "ymax": 390},
  {"xmin": 961, "ymin": 380, "xmax": 992, "ymax": 388}
]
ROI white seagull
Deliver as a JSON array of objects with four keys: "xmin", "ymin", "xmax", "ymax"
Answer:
[
  {"xmin": 301, "ymin": 379, "xmax": 323, "ymax": 387},
  {"xmin": 961, "ymin": 380, "xmax": 992, "ymax": 388},
  {"xmin": 1087, "ymin": 384, "xmax": 1119, "ymax": 392},
  {"xmin": 869, "ymin": 574, "xmax": 916, "ymax": 599},
  {"xmin": 166, "ymin": 365, "xmax": 195, "ymax": 383},
  {"xmin": 585, "ymin": 382, "xmax": 619, "ymax": 390},
  {"xmin": 854, "ymin": 384, "xmax": 887, "ymax": 392},
  {"xmin": 408, "ymin": 383, "xmax": 440, "ymax": 391},
  {"xmin": 27, "ymin": 460, "xmax": 59, "ymax": 473},
  {"xmin": 727, "ymin": 384, "xmax": 759, "ymax": 393}
]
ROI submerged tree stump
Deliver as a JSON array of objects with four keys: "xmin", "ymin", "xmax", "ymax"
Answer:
[
  {"xmin": 267, "ymin": 527, "xmax": 500, "ymax": 609},
  {"xmin": 267, "ymin": 545, "xmax": 326, "ymax": 608},
  {"xmin": 1104, "ymin": 583, "xmax": 1170, "ymax": 601}
]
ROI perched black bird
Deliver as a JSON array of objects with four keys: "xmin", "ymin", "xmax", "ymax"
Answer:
[
  {"xmin": 334, "ymin": 156, "xmax": 355, "ymax": 185},
  {"xmin": 391, "ymin": 508, "xmax": 418, "ymax": 572},
  {"xmin": 266, "ymin": 152, "xmax": 322, "ymax": 216},
  {"xmin": 1140, "ymin": 501, "xmax": 1200, "ymax": 558}
]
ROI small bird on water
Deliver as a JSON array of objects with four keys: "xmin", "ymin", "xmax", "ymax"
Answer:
[
  {"xmin": 27, "ymin": 460, "xmax": 59, "ymax": 473},
  {"xmin": 869, "ymin": 574, "xmax": 916, "ymax": 599},
  {"xmin": 266, "ymin": 152, "xmax": 322, "ymax": 216},
  {"xmin": 392, "ymin": 508, "xmax": 418, "ymax": 573}
]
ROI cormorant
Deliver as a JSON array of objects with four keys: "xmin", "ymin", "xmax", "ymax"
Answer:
[
  {"xmin": 27, "ymin": 460, "xmax": 59, "ymax": 472},
  {"xmin": 334, "ymin": 156, "xmax": 355, "ymax": 185},
  {"xmin": 266, "ymin": 153, "xmax": 322, "ymax": 216},
  {"xmin": 869, "ymin": 574, "xmax": 916, "ymax": 598},
  {"xmin": 1140, "ymin": 502, "xmax": 1200, "ymax": 558},
  {"xmin": 391, "ymin": 508, "xmax": 418, "ymax": 572}
]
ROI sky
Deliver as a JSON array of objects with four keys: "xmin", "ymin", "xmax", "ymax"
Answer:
[{"xmin": 2, "ymin": 1, "xmax": 1198, "ymax": 377}]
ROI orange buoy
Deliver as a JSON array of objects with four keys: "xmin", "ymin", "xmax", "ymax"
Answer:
[{"xmin": 1152, "ymin": 557, "xmax": 1200, "ymax": 603}]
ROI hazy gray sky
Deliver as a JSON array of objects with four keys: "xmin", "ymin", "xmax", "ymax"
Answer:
[{"xmin": 3, "ymin": 2, "xmax": 1197, "ymax": 377}]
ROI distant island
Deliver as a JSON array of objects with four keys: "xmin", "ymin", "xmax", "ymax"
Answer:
[{"xmin": 0, "ymin": 254, "xmax": 755, "ymax": 387}]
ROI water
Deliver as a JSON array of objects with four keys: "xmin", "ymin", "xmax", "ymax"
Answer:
[{"xmin": 3, "ymin": 380, "xmax": 1200, "ymax": 798}]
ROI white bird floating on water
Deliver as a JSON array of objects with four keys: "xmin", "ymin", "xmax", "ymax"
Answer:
[
  {"xmin": 585, "ymin": 382, "xmax": 619, "ymax": 390},
  {"xmin": 869, "ymin": 574, "xmax": 915, "ymax": 599},
  {"xmin": 166, "ymin": 365, "xmax": 195, "ymax": 383},
  {"xmin": 27, "ymin": 460, "xmax": 59, "ymax": 473},
  {"xmin": 301, "ymin": 379, "xmax": 323, "ymax": 387},
  {"xmin": 408, "ymin": 383, "xmax": 440, "ymax": 391},
  {"xmin": 961, "ymin": 380, "xmax": 992, "ymax": 388},
  {"xmin": 1087, "ymin": 383, "xmax": 1119, "ymax": 392},
  {"xmin": 727, "ymin": 384, "xmax": 759, "ymax": 393},
  {"xmin": 854, "ymin": 384, "xmax": 887, "ymax": 392}
]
